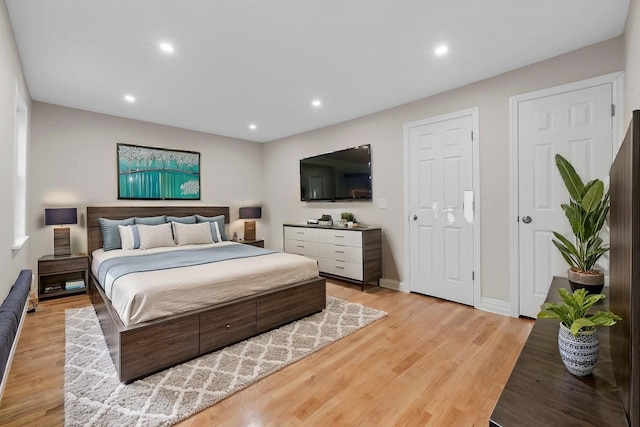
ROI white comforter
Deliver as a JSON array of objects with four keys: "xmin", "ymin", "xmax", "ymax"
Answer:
[{"xmin": 92, "ymin": 242, "xmax": 319, "ymax": 326}]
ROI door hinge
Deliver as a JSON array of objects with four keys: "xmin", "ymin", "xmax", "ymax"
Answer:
[
  {"xmin": 612, "ymin": 104, "xmax": 615, "ymax": 117},
  {"xmin": 471, "ymin": 131, "xmax": 474, "ymax": 141},
  {"xmin": 472, "ymin": 271, "xmax": 475, "ymax": 281}
]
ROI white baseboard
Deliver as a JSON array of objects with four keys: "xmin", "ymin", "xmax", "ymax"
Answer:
[
  {"xmin": 379, "ymin": 278, "xmax": 409, "ymax": 293},
  {"xmin": 475, "ymin": 296, "xmax": 512, "ymax": 317}
]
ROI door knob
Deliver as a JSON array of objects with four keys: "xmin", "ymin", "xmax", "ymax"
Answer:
[
  {"xmin": 522, "ymin": 216, "xmax": 532, "ymax": 224},
  {"xmin": 413, "ymin": 215, "xmax": 418, "ymax": 221}
]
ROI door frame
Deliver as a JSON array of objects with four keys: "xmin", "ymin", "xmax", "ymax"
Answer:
[
  {"xmin": 508, "ymin": 72, "xmax": 624, "ymax": 317},
  {"xmin": 403, "ymin": 107, "xmax": 481, "ymax": 307}
]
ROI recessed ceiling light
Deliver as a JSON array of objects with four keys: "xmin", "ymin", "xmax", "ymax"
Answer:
[
  {"xmin": 249, "ymin": 124, "xmax": 257, "ymax": 130},
  {"xmin": 311, "ymin": 99, "xmax": 322, "ymax": 107},
  {"xmin": 159, "ymin": 42, "xmax": 174, "ymax": 53},
  {"xmin": 124, "ymin": 95, "xmax": 136, "ymax": 103},
  {"xmin": 434, "ymin": 45, "xmax": 448, "ymax": 56}
]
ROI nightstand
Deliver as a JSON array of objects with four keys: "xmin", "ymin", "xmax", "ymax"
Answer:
[
  {"xmin": 240, "ymin": 239, "xmax": 264, "ymax": 248},
  {"xmin": 38, "ymin": 254, "xmax": 89, "ymax": 300}
]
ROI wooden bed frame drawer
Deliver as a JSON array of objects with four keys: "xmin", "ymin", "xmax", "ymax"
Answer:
[
  {"xmin": 200, "ymin": 300, "xmax": 257, "ymax": 353},
  {"xmin": 120, "ymin": 315, "xmax": 200, "ymax": 382},
  {"xmin": 257, "ymin": 278, "xmax": 326, "ymax": 332}
]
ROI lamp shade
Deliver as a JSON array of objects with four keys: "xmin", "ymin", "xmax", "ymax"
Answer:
[
  {"xmin": 45, "ymin": 208, "xmax": 77, "ymax": 226},
  {"xmin": 239, "ymin": 207, "xmax": 262, "ymax": 219}
]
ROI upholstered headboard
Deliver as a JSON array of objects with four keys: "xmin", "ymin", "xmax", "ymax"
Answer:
[{"xmin": 86, "ymin": 206, "xmax": 230, "ymax": 256}]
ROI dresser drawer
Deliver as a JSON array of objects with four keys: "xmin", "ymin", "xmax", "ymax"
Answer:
[
  {"xmin": 200, "ymin": 300, "xmax": 257, "ymax": 353},
  {"xmin": 39, "ymin": 257, "xmax": 88, "ymax": 275},
  {"xmin": 317, "ymin": 258, "xmax": 363, "ymax": 281},
  {"xmin": 317, "ymin": 243, "xmax": 362, "ymax": 264},
  {"xmin": 316, "ymin": 229, "xmax": 362, "ymax": 247},
  {"xmin": 284, "ymin": 239, "xmax": 319, "ymax": 257},
  {"xmin": 284, "ymin": 226, "xmax": 319, "ymax": 242}
]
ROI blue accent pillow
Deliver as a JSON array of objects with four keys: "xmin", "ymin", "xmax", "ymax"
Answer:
[
  {"xmin": 166, "ymin": 215, "xmax": 196, "ymax": 224},
  {"xmin": 98, "ymin": 217, "xmax": 135, "ymax": 251},
  {"xmin": 134, "ymin": 215, "xmax": 166, "ymax": 225},
  {"xmin": 195, "ymin": 214, "xmax": 228, "ymax": 241}
]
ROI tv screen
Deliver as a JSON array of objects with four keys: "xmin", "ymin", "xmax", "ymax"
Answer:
[{"xmin": 300, "ymin": 145, "xmax": 372, "ymax": 202}]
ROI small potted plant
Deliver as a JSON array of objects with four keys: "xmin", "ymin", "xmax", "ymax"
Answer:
[
  {"xmin": 341, "ymin": 212, "xmax": 356, "ymax": 228},
  {"xmin": 552, "ymin": 154, "xmax": 610, "ymax": 294},
  {"xmin": 538, "ymin": 287, "xmax": 621, "ymax": 376}
]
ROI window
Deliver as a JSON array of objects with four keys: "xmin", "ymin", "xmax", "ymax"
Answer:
[{"xmin": 12, "ymin": 82, "xmax": 28, "ymax": 249}]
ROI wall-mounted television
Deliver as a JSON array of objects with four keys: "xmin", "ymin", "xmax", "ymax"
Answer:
[{"xmin": 300, "ymin": 145, "xmax": 372, "ymax": 202}]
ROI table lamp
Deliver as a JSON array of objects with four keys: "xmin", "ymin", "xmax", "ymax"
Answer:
[
  {"xmin": 239, "ymin": 206, "xmax": 261, "ymax": 241},
  {"xmin": 45, "ymin": 207, "xmax": 77, "ymax": 257}
]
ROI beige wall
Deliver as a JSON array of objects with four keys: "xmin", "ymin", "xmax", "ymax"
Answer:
[
  {"xmin": 28, "ymin": 103, "xmax": 264, "ymax": 273},
  {"xmin": 263, "ymin": 37, "xmax": 624, "ymax": 303},
  {"xmin": 625, "ymin": 0, "xmax": 640, "ymax": 120},
  {"xmin": 0, "ymin": 1, "xmax": 32, "ymax": 302}
]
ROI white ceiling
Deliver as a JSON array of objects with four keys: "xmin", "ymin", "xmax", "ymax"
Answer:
[{"xmin": 5, "ymin": 0, "xmax": 630, "ymax": 143}]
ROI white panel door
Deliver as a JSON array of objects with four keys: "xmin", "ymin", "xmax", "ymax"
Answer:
[
  {"xmin": 409, "ymin": 115, "xmax": 474, "ymax": 305},
  {"xmin": 518, "ymin": 84, "xmax": 612, "ymax": 318}
]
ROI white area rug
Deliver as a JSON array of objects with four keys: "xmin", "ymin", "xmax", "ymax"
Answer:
[{"xmin": 64, "ymin": 296, "xmax": 387, "ymax": 426}]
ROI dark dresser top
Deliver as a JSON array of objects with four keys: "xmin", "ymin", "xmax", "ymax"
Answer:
[{"xmin": 283, "ymin": 223, "xmax": 381, "ymax": 231}]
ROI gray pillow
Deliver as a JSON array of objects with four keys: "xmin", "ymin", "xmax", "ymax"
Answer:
[
  {"xmin": 166, "ymin": 215, "xmax": 196, "ymax": 224},
  {"xmin": 98, "ymin": 217, "xmax": 135, "ymax": 251},
  {"xmin": 134, "ymin": 215, "xmax": 167, "ymax": 225},
  {"xmin": 195, "ymin": 214, "xmax": 228, "ymax": 241}
]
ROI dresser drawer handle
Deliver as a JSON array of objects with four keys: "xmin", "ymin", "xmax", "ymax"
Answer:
[
  {"xmin": 335, "ymin": 250, "xmax": 344, "ymax": 254},
  {"xmin": 296, "ymin": 245, "xmax": 305, "ymax": 248},
  {"xmin": 334, "ymin": 235, "xmax": 344, "ymax": 238},
  {"xmin": 335, "ymin": 266, "xmax": 345, "ymax": 270},
  {"xmin": 226, "ymin": 324, "xmax": 230, "ymax": 329}
]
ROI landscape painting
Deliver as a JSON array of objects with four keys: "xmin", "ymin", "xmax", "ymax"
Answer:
[{"xmin": 117, "ymin": 143, "xmax": 201, "ymax": 200}]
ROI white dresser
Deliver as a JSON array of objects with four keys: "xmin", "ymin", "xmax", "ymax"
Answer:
[{"xmin": 283, "ymin": 224, "xmax": 382, "ymax": 290}]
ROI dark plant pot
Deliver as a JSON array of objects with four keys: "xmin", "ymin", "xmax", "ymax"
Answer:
[{"xmin": 567, "ymin": 269, "xmax": 605, "ymax": 295}]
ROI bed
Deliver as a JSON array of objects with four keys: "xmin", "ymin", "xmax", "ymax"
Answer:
[{"xmin": 87, "ymin": 206, "xmax": 326, "ymax": 383}]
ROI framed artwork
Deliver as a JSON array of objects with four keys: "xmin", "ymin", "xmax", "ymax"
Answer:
[{"xmin": 117, "ymin": 143, "xmax": 201, "ymax": 200}]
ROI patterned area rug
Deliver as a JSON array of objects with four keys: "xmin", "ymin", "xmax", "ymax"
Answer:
[{"xmin": 64, "ymin": 296, "xmax": 387, "ymax": 426}]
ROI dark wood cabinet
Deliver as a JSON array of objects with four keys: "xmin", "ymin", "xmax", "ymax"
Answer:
[
  {"xmin": 38, "ymin": 254, "xmax": 88, "ymax": 300},
  {"xmin": 490, "ymin": 277, "xmax": 628, "ymax": 426}
]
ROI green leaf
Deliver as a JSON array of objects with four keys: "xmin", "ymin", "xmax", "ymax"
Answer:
[
  {"xmin": 581, "ymin": 180, "xmax": 604, "ymax": 213},
  {"xmin": 553, "ymin": 241, "xmax": 578, "ymax": 268},
  {"xmin": 589, "ymin": 310, "xmax": 622, "ymax": 326},
  {"xmin": 570, "ymin": 318, "xmax": 595, "ymax": 336},
  {"xmin": 555, "ymin": 154, "xmax": 584, "ymax": 202}
]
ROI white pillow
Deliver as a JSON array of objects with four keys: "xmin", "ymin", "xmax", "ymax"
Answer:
[
  {"xmin": 172, "ymin": 221, "xmax": 213, "ymax": 246},
  {"xmin": 118, "ymin": 224, "xmax": 140, "ymax": 250},
  {"xmin": 137, "ymin": 223, "xmax": 175, "ymax": 249}
]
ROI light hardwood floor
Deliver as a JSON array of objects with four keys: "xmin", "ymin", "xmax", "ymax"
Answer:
[{"xmin": 0, "ymin": 280, "xmax": 532, "ymax": 426}]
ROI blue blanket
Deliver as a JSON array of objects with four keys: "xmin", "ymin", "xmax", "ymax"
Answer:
[{"xmin": 98, "ymin": 244, "xmax": 278, "ymax": 286}]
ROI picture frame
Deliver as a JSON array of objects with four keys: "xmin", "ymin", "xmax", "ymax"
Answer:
[{"xmin": 117, "ymin": 143, "xmax": 201, "ymax": 200}]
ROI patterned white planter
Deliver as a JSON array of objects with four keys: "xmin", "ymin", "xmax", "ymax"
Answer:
[{"xmin": 557, "ymin": 323, "xmax": 599, "ymax": 376}]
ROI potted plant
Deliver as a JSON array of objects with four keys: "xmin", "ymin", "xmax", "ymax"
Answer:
[
  {"xmin": 538, "ymin": 287, "xmax": 621, "ymax": 376},
  {"xmin": 341, "ymin": 212, "xmax": 357, "ymax": 228},
  {"xmin": 552, "ymin": 154, "xmax": 610, "ymax": 294}
]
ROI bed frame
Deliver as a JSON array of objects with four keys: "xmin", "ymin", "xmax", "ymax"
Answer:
[{"xmin": 86, "ymin": 206, "xmax": 326, "ymax": 383}]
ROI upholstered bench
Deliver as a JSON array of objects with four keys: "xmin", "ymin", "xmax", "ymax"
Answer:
[{"xmin": 0, "ymin": 269, "xmax": 32, "ymax": 400}]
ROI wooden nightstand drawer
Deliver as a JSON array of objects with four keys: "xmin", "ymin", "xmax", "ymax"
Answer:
[{"xmin": 39, "ymin": 257, "xmax": 88, "ymax": 275}]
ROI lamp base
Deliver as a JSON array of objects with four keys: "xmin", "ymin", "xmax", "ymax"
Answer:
[
  {"xmin": 244, "ymin": 220, "xmax": 256, "ymax": 241},
  {"xmin": 54, "ymin": 227, "xmax": 71, "ymax": 257}
]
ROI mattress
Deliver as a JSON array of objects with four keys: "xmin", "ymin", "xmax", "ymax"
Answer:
[{"xmin": 91, "ymin": 242, "xmax": 319, "ymax": 326}]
